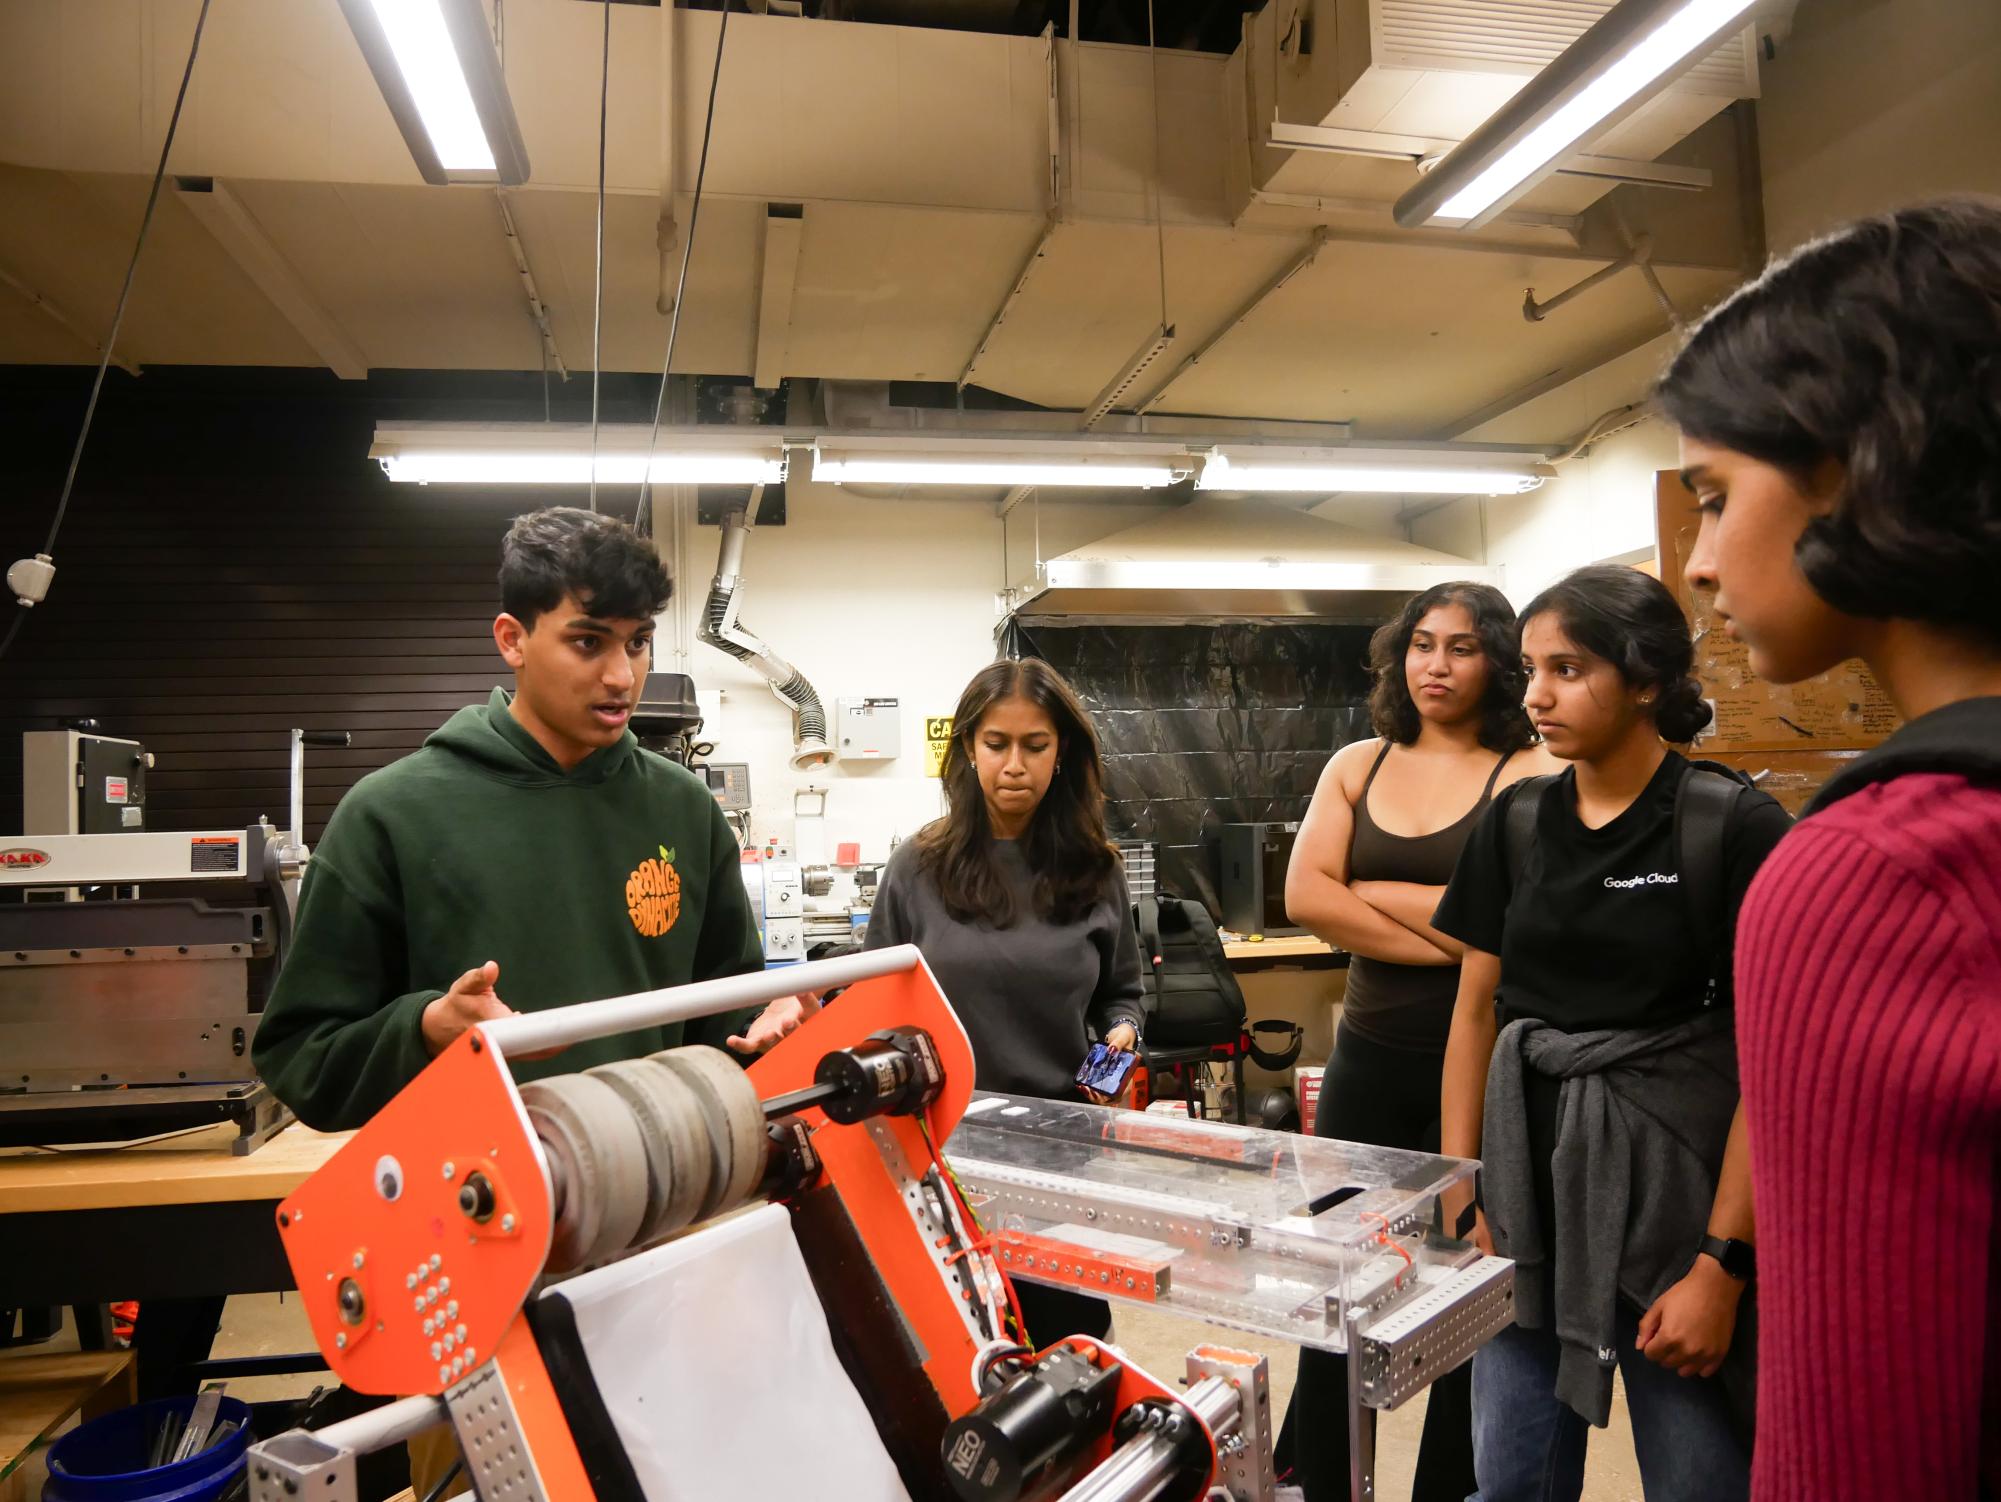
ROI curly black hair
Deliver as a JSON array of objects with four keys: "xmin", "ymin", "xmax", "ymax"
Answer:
[
  {"xmin": 1656, "ymin": 196, "xmax": 2001, "ymax": 646},
  {"xmin": 1519, "ymin": 566, "xmax": 1712, "ymax": 744},
  {"xmin": 499, "ymin": 506, "xmax": 671, "ymax": 627},
  {"xmin": 1367, "ymin": 581, "xmax": 1535, "ymax": 752}
]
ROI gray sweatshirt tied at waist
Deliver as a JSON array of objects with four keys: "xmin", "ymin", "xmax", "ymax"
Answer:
[{"xmin": 1482, "ymin": 1010, "xmax": 1751, "ymax": 1428}]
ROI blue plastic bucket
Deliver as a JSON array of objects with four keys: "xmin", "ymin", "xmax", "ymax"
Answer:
[{"xmin": 42, "ymin": 1395, "xmax": 253, "ymax": 1502}]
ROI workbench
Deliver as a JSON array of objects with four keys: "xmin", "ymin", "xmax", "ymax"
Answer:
[
  {"xmin": 0, "ymin": 1125, "xmax": 348, "ymax": 1396},
  {"xmin": 1222, "ymin": 934, "xmax": 1342, "ymax": 969}
]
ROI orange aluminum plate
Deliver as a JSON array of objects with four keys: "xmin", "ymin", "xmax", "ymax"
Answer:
[
  {"xmin": 992, "ymin": 1229, "xmax": 1171, "ymax": 1302},
  {"xmin": 274, "ymin": 1030, "xmax": 553, "ymax": 1397},
  {"xmin": 749, "ymin": 957, "xmax": 984, "ymax": 1412}
]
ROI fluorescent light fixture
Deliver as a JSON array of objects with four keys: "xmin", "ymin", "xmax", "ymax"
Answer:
[
  {"xmin": 336, "ymin": 0, "xmax": 530, "ymax": 185},
  {"xmin": 1394, "ymin": 0, "xmax": 1756, "ymax": 229},
  {"xmin": 1197, "ymin": 448, "xmax": 1550, "ymax": 496},
  {"xmin": 370, "ymin": 423, "xmax": 786, "ymax": 486},
  {"xmin": 810, "ymin": 441, "xmax": 1187, "ymax": 490}
]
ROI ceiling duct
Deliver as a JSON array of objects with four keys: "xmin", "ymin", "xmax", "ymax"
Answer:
[
  {"xmin": 1005, "ymin": 495, "xmax": 1497, "ymax": 622},
  {"xmin": 1251, "ymin": 0, "xmax": 1769, "ymax": 214}
]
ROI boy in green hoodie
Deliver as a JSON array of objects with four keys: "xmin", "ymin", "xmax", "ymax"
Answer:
[{"xmin": 254, "ymin": 506, "xmax": 785, "ymax": 1132}]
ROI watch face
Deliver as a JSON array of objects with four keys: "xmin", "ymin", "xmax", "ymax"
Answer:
[{"xmin": 1710, "ymin": 1238, "xmax": 1753, "ymax": 1279}]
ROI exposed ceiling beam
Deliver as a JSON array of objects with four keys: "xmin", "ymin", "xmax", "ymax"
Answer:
[
  {"xmin": 173, "ymin": 179, "xmax": 368, "ymax": 380},
  {"xmin": 0, "ymin": 263, "xmax": 140, "ymax": 376},
  {"xmin": 961, "ymin": 214, "xmax": 1060, "ymax": 392},
  {"xmin": 1137, "ymin": 228, "xmax": 1328, "ymax": 414},
  {"xmin": 495, "ymin": 189, "xmax": 568, "ymax": 380},
  {"xmin": 753, "ymin": 204, "xmax": 805, "ymax": 391},
  {"xmin": 655, "ymin": 0, "xmax": 678, "ymax": 315},
  {"xmin": 1081, "ymin": 325, "xmax": 1176, "ymax": 429}
]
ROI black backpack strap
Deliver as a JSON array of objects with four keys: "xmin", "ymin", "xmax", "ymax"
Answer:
[
  {"xmin": 1672, "ymin": 763, "xmax": 1748, "ymax": 1007},
  {"xmin": 1136, "ymin": 895, "xmax": 1165, "ymax": 1014},
  {"xmin": 1504, "ymin": 775, "xmax": 1555, "ymax": 894}
]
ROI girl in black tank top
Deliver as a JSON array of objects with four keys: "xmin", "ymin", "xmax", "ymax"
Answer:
[
  {"xmin": 1274, "ymin": 583, "xmax": 1541, "ymax": 1502},
  {"xmin": 1343, "ymin": 744, "xmax": 1514, "ymax": 1052}
]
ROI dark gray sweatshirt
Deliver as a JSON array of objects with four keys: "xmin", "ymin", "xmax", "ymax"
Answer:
[
  {"xmin": 1482, "ymin": 1010, "xmax": 1751, "ymax": 1431},
  {"xmin": 862, "ymin": 838, "xmax": 1145, "ymax": 1100}
]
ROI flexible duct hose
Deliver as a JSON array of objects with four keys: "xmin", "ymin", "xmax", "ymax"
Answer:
[{"xmin": 699, "ymin": 511, "xmax": 834, "ymax": 769}]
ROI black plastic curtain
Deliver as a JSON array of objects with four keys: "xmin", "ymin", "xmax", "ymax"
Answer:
[{"xmin": 1012, "ymin": 621, "xmax": 1380, "ymax": 913}]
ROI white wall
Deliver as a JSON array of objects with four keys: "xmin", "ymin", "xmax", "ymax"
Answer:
[
  {"xmin": 1409, "ymin": 334, "xmax": 1684, "ymax": 606},
  {"xmin": 650, "ymin": 481, "xmax": 1179, "ymax": 864},
  {"xmin": 1757, "ymin": 0, "xmax": 2001, "ymax": 254}
]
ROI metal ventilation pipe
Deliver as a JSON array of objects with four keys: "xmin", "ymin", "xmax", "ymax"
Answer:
[{"xmin": 699, "ymin": 504, "xmax": 834, "ymax": 770}]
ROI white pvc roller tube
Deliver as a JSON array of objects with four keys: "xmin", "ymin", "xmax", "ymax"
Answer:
[
  {"xmin": 478, "ymin": 945, "xmax": 922, "ymax": 1059},
  {"xmin": 312, "ymin": 1393, "xmax": 449, "ymax": 1453}
]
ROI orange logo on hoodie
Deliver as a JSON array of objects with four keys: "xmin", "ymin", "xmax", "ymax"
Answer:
[{"xmin": 626, "ymin": 846, "xmax": 682, "ymax": 937}]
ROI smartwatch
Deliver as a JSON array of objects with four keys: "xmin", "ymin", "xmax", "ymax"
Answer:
[{"xmin": 1699, "ymin": 1234, "xmax": 1755, "ymax": 1282}]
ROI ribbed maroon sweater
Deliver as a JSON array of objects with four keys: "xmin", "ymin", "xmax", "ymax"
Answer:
[{"xmin": 1735, "ymin": 772, "xmax": 2001, "ymax": 1500}]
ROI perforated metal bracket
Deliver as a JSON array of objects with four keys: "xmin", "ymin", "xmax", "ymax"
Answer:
[
  {"xmin": 447, "ymin": 1360, "xmax": 549, "ymax": 1502},
  {"xmin": 1186, "ymin": 1345, "xmax": 1277, "ymax": 1502},
  {"xmin": 246, "ymin": 1430, "xmax": 358, "ymax": 1502},
  {"xmin": 1356, "ymin": 1256, "xmax": 1516, "ymax": 1411}
]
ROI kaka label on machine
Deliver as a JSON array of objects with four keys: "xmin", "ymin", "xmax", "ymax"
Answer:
[{"xmin": 247, "ymin": 947, "xmax": 1514, "ymax": 1502}]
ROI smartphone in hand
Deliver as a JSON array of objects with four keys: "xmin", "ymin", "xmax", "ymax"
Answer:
[{"xmin": 1075, "ymin": 1041, "xmax": 1138, "ymax": 1098}]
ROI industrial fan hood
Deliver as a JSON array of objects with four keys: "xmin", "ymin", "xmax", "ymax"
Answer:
[{"xmin": 1004, "ymin": 495, "xmax": 1497, "ymax": 623}]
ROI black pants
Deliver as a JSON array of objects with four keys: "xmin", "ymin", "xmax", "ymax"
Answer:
[{"xmin": 1275, "ymin": 1023, "xmax": 1475, "ymax": 1502}]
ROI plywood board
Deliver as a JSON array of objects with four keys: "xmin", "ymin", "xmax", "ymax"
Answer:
[
  {"xmin": 0, "ymin": 1124, "xmax": 348, "ymax": 1215},
  {"xmin": 1657, "ymin": 472, "xmax": 1899, "ymax": 755},
  {"xmin": 0, "ymin": 1351, "xmax": 134, "ymax": 1480}
]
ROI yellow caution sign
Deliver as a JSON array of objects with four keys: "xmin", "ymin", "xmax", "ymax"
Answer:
[{"xmin": 924, "ymin": 716, "xmax": 954, "ymax": 778}]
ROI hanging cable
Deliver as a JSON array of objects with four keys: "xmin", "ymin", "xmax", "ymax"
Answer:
[
  {"xmin": 589, "ymin": 0, "xmax": 612, "ymax": 512},
  {"xmin": 634, "ymin": 0, "xmax": 735, "ymax": 535},
  {"xmin": 1145, "ymin": 0, "xmax": 1168, "ymax": 330},
  {"xmin": 0, "ymin": 0, "xmax": 211, "ymax": 666}
]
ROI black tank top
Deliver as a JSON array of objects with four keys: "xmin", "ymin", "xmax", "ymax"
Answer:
[{"xmin": 1341, "ymin": 742, "xmax": 1513, "ymax": 1053}]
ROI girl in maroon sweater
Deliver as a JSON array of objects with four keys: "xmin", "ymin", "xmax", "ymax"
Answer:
[{"xmin": 1661, "ymin": 197, "xmax": 2001, "ymax": 1501}]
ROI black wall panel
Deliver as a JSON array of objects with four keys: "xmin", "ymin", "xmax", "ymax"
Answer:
[
  {"xmin": 0, "ymin": 367, "xmax": 661, "ymax": 845},
  {"xmin": 1014, "ymin": 621, "xmax": 1380, "ymax": 913}
]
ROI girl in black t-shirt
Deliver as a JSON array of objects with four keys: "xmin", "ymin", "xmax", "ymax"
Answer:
[
  {"xmin": 1434, "ymin": 566, "xmax": 1789, "ymax": 1502},
  {"xmin": 1276, "ymin": 581, "xmax": 1555, "ymax": 1502}
]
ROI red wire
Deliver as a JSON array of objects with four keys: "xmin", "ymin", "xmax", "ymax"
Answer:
[{"xmin": 1361, "ymin": 1211, "xmax": 1414, "ymax": 1285}]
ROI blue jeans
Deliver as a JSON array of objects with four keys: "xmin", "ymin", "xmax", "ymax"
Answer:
[{"xmin": 1470, "ymin": 1307, "xmax": 1747, "ymax": 1502}]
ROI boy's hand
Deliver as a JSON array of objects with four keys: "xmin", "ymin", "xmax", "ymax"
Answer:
[
  {"xmin": 422, "ymin": 961, "xmax": 517, "ymax": 1055},
  {"xmin": 728, "ymin": 991, "xmax": 823, "ymax": 1054}
]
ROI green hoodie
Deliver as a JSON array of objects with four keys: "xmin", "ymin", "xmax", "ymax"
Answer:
[{"xmin": 254, "ymin": 688, "xmax": 763, "ymax": 1130}]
